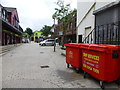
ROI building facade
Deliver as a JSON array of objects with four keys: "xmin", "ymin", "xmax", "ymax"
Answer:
[
  {"xmin": 56, "ymin": 10, "xmax": 77, "ymax": 45},
  {"xmin": 33, "ymin": 31, "xmax": 43, "ymax": 43},
  {"xmin": 0, "ymin": 4, "xmax": 23, "ymax": 46},
  {"xmin": 77, "ymin": 0, "xmax": 117, "ymax": 43},
  {"xmin": 22, "ymin": 33, "xmax": 30, "ymax": 43},
  {"xmin": 93, "ymin": 1, "xmax": 120, "ymax": 45}
]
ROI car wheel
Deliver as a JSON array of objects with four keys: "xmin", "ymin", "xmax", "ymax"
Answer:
[{"xmin": 43, "ymin": 43, "xmax": 46, "ymax": 46}]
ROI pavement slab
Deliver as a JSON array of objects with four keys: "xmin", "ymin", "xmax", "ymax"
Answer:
[{"xmin": 2, "ymin": 43, "xmax": 120, "ymax": 89}]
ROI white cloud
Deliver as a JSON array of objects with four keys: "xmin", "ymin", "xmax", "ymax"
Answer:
[
  {"xmin": 0, "ymin": 0, "xmax": 77, "ymax": 31},
  {"xmin": 65, "ymin": 0, "xmax": 77, "ymax": 9},
  {"xmin": 77, "ymin": 0, "xmax": 116, "ymax": 2}
]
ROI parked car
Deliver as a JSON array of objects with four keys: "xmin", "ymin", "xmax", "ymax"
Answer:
[{"xmin": 39, "ymin": 39, "xmax": 55, "ymax": 46}]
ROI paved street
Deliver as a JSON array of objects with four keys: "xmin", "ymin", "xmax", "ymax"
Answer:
[{"xmin": 2, "ymin": 43, "xmax": 120, "ymax": 88}]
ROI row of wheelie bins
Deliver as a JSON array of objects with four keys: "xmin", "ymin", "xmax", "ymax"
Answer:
[{"xmin": 65, "ymin": 43, "xmax": 120, "ymax": 89}]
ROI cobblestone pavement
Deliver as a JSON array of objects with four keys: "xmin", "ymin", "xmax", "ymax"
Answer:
[{"xmin": 2, "ymin": 43, "xmax": 120, "ymax": 88}]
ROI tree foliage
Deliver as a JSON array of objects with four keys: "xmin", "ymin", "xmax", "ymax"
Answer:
[
  {"xmin": 24, "ymin": 28, "xmax": 33, "ymax": 36},
  {"xmin": 53, "ymin": 0, "xmax": 77, "ymax": 46},
  {"xmin": 23, "ymin": 33, "xmax": 30, "ymax": 38},
  {"xmin": 53, "ymin": 0, "xmax": 72, "ymax": 21},
  {"xmin": 40, "ymin": 25, "xmax": 52, "ymax": 36},
  {"xmin": 53, "ymin": 0, "xmax": 74, "ymax": 31}
]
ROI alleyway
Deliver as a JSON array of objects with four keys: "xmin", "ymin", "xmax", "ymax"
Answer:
[{"xmin": 2, "ymin": 43, "xmax": 120, "ymax": 88}]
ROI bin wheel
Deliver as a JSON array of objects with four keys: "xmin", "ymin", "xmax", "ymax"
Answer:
[
  {"xmin": 116, "ymin": 80, "xmax": 120, "ymax": 85},
  {"xmin": 100, "ymin": 81, "xmax": 104, "ymax": 89},
  {"xmin": 83, "ymin": 72, "xmax": 87, "ymax": 78},
  {"xmin": 76, "ymin": 68, "xmax": 80, "ymax": 73},
  {"xmin": 67, "ymin": 64, "xmax": 70, "ymax": 68}
]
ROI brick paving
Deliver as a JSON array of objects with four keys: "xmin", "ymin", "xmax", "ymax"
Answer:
[{"xmin": 2, "ymin": 43, "xmax": 120, "ymax": 88}]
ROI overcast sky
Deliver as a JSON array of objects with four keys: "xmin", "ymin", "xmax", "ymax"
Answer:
[{"xmin": 0, "ymin": 0, "xmax": 77, "ymax": 31}]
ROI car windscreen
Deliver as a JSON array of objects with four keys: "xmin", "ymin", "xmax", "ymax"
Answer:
[{"xmin": 47, "ymin": 40, "xmax": 54, "ymax": 42}]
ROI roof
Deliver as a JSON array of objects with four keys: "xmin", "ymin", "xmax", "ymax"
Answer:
[
  {"xmin": 1, "ymin": 18, "xmax": 22, "ymax": 34},
  {"xmin": 93, "ymin": 1, "xmax": 120, "ymax": 15},
  {"xmin": 19, "ymin": 25, "xmax": 23, "ymax": 32},
  {"xmin": 4, "ymin": 7, "xmax": 16, "ymax": 12},
  {"xmin": 0, "ymin": 4, "xmax": 3, "ymax": 7},
  {"xmin": 4, "ymin": 7, "xmax": 19, "ymax": 22}
]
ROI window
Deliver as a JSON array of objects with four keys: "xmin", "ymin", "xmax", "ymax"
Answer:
[
  {"xmin": 0, "ymin": 7, "xmax": 1, "ymax": 17},
  {"xmin": 70, "ymin": 22, "xmax": 72, "ymax": 31},
  {"xmin": 85, "ymin": 27, "xmax": 91, "ymax": 37},
  {"xmin": 2, "ymin": 9, "xmax": 5, "ymax": 19},
  {"xmin": 13, "ymin": 16, "xmax": 16, "ymax": 26},
  {"xmin": 5, "ymin": 12, "xmax": 7, "ymax": 21},
  {"xmin": 59, "ymin": 31, "xmax": 63, "ymax": 35},
  {"xmin": 15, "ymin": 20, "xmax": 19, "ymax": 28},
  {"xmin": 13, "ymin": 16, "xmax": 19, "ymax": 28},
  {"xmin": 48, "ymin": 40, "xmax": 54, "ymax": 42}
]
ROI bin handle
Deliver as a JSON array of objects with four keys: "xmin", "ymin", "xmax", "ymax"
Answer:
[{"xmin": 112, "ymin": 50, "xmax": 119, "ymax": 59}]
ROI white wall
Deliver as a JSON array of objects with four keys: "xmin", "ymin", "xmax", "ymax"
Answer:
[
  {"xmin": 77, "ymin": 0, "xmax": 116, "ymax": 42},
  {"xmin": 77, "ymin": 2, "xmax": 95, "ymax": 27},
  {"xmin": 0, "ymin": 5, "xmax": 2, "ymax": 19},
  {"xmin": 77, "ymin": 2, "xmax": 95, "ymax": 38}
]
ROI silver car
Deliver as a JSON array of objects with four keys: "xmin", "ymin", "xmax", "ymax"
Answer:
[{"xmin": 39, "ymin": 39, "xmax": 54, "ymax": 46}]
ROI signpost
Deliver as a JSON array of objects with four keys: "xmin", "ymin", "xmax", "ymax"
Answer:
[{"xmin": 52, "ymin": 14, "xmax": 56, "ymax": 52}]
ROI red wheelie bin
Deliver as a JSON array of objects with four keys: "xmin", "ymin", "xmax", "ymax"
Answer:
[
  {"xmin": 119, "ymin": 46, "xmax": 120, "ymax": 82},
  {"xmin": 65, "ymin": 43, "xmax": 83, "ymax": 72},
  {"xmin": 81, "ymin": 44, "xmax": 120, "ymax": 89}
]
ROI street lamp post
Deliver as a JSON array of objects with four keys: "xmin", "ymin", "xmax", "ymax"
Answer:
[{"xmin": 52, "ymin": 15, "xmax": 56, "ymax": 52}]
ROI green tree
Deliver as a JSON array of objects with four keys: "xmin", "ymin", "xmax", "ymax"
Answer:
[
  {"xmin": 40, "ymin": 25, "xmax": 52, "ymax": 36},
  {"xmin": 23, "ymin": 33, "xmax": 30, "ymax": 38},
  {"xmin": 53, "ymin": 0, "xmax": 71, "ymax": 20},
  {"xmin": 53, "ymin": 0, "xmax": 72, "ymax": 46},
  {"xmin": 24, "ymin": 28, "xmax": 33, "ymax": 36}
]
